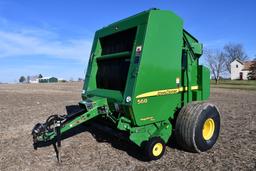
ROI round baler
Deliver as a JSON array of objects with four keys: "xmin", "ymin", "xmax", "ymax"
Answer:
[{"xmin": 32, "ymin": 9, "xmax": 220, "ymax": 161}]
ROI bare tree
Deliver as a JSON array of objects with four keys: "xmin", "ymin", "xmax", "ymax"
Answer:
[
  {"xmin": 223, "ymin": 43, "xmax": 247, "ymax": 73},
  {"xmin": 247, "ymin": 62, "xmax": 256, "ymax": 80},
  {"xmin": 38, "ymin": 74, "xmax": 43, "ymax": 78},
  {"xmin": 78, "ymin": 78, "xmax": 84, "ymax": 82},
  {"xmin": 205, "ymin": 49, "xmax": 226, "ymax": 84}
]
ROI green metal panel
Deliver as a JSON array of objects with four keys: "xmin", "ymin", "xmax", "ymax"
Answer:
[
  {"xmin": 132, "ymin": 10, "xmax": 183, "ymax": 126},
  {"xmin": 198, "ymin": 65, "xmax": 210, "ymax": 100}
]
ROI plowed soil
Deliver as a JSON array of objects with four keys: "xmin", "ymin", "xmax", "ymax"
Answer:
[{"xmin": 0, "ymin": 82, "xmax": 255, "ymax": 171}]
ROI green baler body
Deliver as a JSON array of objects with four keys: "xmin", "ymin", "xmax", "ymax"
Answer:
[{"xmin": 81, "ymin": 9, "xmax": 210, "ymax": 146}]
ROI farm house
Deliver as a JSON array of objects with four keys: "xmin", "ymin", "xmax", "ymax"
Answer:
[{"xmin": 230, "ymin": 59, "xmax": 256, "ymax": 80}]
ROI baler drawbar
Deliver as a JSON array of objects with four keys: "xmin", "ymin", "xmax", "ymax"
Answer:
[{"xmin": 32, "ymin": 97, "xmax": 109, "ymax": 143}]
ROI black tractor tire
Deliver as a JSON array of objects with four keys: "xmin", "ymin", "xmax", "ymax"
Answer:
[
  {"xmin": 175, "ymin": 102, "xmax": 220, "ymax": 152},
  {"xmin": 143, "ymin": 137, "xmax": 166, "ymax": 160}
]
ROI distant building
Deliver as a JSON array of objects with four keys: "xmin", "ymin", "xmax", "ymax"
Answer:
[
  {"xmin": 29, "ymin": 76, "xmax": 39, "ymax": 84},
  {"xmin": 39, "ymin": 77, "xmax": 58, "ymax": 83},
  {"xmin": 58, "ymin": 78, "xmax": 66, "ymax": 82},
  {"xmin": 230, "ymin": 59, "xmax": 256, "ymax": 80}
]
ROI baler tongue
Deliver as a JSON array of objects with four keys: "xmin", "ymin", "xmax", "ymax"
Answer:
[{"xmin": 31, "ymin": 96, "xmax": 109, "ymax": 162}]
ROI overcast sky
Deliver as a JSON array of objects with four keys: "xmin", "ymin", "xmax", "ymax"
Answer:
[{"xmin": 0, "ymin": 0, "xmax": 255, "ymax": 83}]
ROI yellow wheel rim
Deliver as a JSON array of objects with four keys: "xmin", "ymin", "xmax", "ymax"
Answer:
[
  {"xmin": 202, "ymin": 118, "xmax": 215, "ymax": 140},
  {"xmin": 152, "ymin": 143, "xmax": 163, "ymax": 157}
]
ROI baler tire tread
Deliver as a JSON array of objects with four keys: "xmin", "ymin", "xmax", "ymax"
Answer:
[
  {"xmin": 185, "ymin": 102, "xmax": 203, "ymax": 151},
  {"xmin": 175, "ymin": 102, "xmax": 220, "ymax": 153},
  {"xmin": 177, "ymin": 102, "xmax": 203, "ymax": 152}
]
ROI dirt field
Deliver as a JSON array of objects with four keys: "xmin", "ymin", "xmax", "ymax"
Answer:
[{"xmin": 0, "ymin": 82, "xmax": 255, "ymax": 171}]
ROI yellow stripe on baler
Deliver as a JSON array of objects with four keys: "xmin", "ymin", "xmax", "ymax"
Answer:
[{"xmin": 136, "ymin": 86, "xmax": 199, "ymax": 99}]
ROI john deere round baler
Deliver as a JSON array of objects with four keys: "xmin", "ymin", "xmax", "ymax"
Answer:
[{"xmin": 32, "ymin": 9, "xmax": 220, "ymax": 161}]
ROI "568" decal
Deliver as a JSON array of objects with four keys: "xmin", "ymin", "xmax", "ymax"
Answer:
[{"xmin": 137, "ymin": 98, "xmax": 148, "ymax": 104}]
